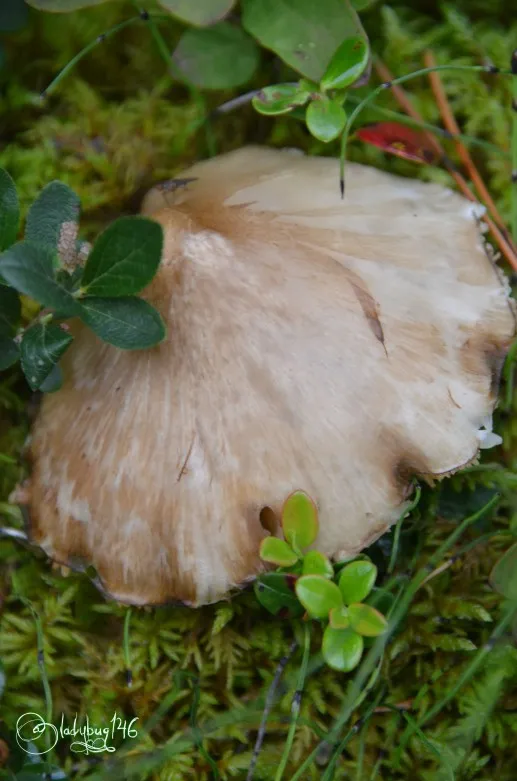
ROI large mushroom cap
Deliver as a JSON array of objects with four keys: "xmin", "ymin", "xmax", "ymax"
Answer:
[{"xmin": 24, "ymin": 147, "xmax": 516, "ymax": 606}]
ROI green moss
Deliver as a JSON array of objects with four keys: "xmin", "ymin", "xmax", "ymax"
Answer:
[{"xmin": 1, "ymin": 2, "xmax": 517, "ymax": 779}]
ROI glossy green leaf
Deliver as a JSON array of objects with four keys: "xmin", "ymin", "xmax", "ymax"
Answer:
[
  {"xmin": 26, "ymin": 0, "xmax": 109, "ymax": 10},
  {"xmin": 295, "ymin": 574, "xmax": 342, "ymax": 619},
  {"xmin": 80, "ymin": 216, "xmax": 163, "ymax": 298},
  {"xmin": 320, "ymin": 36, "xmax": 369, "ymax": 90},
  {"xmin": 351, "ymin": 0, "xmax": 378, "ymax": 8},
  {"xmin": 0, "ymin": 286, "xmax": 21, "ymax": 336},
  {"xmin": 348, "ymin": 602, "xmax": 388, "ymax": 637},
  {"xmin": 254, "ymin": 572, "xmax": 304, "ymax": 617},
  {"xmin": 302, "ymin": 550, "xmax": 334, "ymax": 578},
  {"xmin": 281, "ymin": 490, "xmax": 319, "ymax": 550},
  {"xmin": 329, "ymin": 605, "xmax": 350, "ymax": 629},
  {"xmin": 158, "ymin": 0, "xmax": 235, "ymax": 25},
  {"xmin": 306, "ymin": 97, "xmax": 346, "ymax": 142},
  {"xmin": 0, "ymin": 0, "xmax": 29, "ymax": 32},
  {"xmin": 490, "ymin": 542, "xmax": 517, "ymax": 600},
  {"xmin": 20, "ymin": 323, "xmax": 73, "ymax": 391},
  {"xmin": 242, "ymin": 0, "xmax": 366, "ymax": 81},
  {"xmin": 322, "ymin": 626, "xmax": 363, "ymax": 672},
  {"xmin": 0, "ymin": 242, "xmax": 82, "ymax": 315},
  {"xmin": 252, "ymin": 83, "xmax": 311, "ymax": 116},
  {"xmin": 0, "ymin": 336, "xmax": 20, "ymax": 370},
  {"xmin": 0, "ymin": 168, "xmax": 19, "ymax": 251},
  {"xmin": 25, "ymin": 181, "xmax": 80, "ymax": 255},
  {"xmin": 79, "ymin": 297, "xmax": 166, "ymax": 350},
  {"xmin": 173, "ymin": 23, "xmax": 259, "ymax": 90},
  {"xmin": 338, "ymin": 560, "xmax": 377, "ymax": 604},
  {"xmin": 259, "ymin": 537, "xmax": 299, "ymax": 566}
]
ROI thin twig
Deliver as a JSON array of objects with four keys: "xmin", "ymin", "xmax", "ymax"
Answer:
[
  {"xmin": 373, "ymin": 58, "xmax": 517, "ymax": 271},
  {"xmin": 246, "ymin": 639, "xmax": 298, "ymax": 781},
  {"xmin": 424, "ymin": 50, "xmax": 511, "ymax": 237}
]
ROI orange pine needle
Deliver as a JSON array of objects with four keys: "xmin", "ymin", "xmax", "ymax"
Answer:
[{"xmin": 373, "ymin": 58, "xmax": 517, "ymax": 271}]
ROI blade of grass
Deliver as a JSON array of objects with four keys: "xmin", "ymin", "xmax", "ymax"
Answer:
[
  {"xmin": 388, "ymin": 484, "xmax": 421, "ymax": 574},
  {"xmin": 512, "ymin": 49, "xmax": 517, "ymax": 243}
]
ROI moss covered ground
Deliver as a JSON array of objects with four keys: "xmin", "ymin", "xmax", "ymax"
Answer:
[{"xmin": 1, "ymin": 1, "xmax": 517, "ymax": 779}]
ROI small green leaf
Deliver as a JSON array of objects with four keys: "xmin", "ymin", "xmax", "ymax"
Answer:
[
  {"xmin": 338, "ymin": 560, "xmax": 377, "ymax": 604},
  {"xmin": 254, "ymin": 572, "xmax": 304, "ymax": 617},
  {"xmin": 490, "ymin": 542, "xmax": 517, "ymax": 600},
  {"xmin": 173, "ymin": 23, "xmax": 259, "ymax": 90},
  {"xmin": 320, "ymin": 36, "xmax": 369, "ymax": 90},
  {"xmin": 302, "ymin": 550, "xmax": 334, "ymax": 578},
  {"xmin": 281, "ymin": 490, "xmax": 319, "ymax": 550},
  {"xmin": 322, "ymin": 626, "xmax": 363, "ymax": 672},
  {"xmin": 40, "ymin": 363, "xmax": 64, "ymax": 393},
  {"xmin": 20, "ymin": 323, "xmax": 73, "ymax": 391},
  {"xmin": 252, "ymin": 83, "xmax": 310, "ymax": 116},
  {"xmin": 158, "ymin": 0, "xmax": 235, "ymax": 25},
  {"xmin": 260, "ymin": 537, "xmax": 299, "ymax": 566},
  {"xmin": 348, "ymin": 602, "xmax": 388, "ymax": 637},
  {"xmin": 79, "ymin": 297, "xmax": 166, "ymax": 350},
  {"xmin": 295, "ymin": 574, "xmax": 342, "ymax": 619},
  {"xmin": 81, "ymin": 216, "xmax": 163, "ymax": 298},
  {"xmin": 25, "ymin": 181, "xmax": 80, "ymax": 254},
  {"xmin": 329, "ymin": 605, "xmax": 350, "ymax": 629},
  {"xmin": 0, "ymin": 336, "xmax": 20, "ymax": 370},
  {"xmin": 0, "ymin": 242, "xmax": 82, "ymax": 315},
  {"xmin": 0, "ymin": 168, "xmax": 19, "ymax": 251},
  {"xmin": 0, "ymin": 286, "xmax": 21, "ymax": 336},
  {"xmin": 242, "ymin": 0, "xmax": 366, "ymax": 81},
  {"xmin": 306, "ymin": 97, "xmax": 347, "ymax": 142},
  {"xmin": 26, "ymin": 0, "xmax": 109, "ymax": 9}
]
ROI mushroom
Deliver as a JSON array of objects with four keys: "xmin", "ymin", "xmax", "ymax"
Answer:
[{"xmin": 22, "ymin": 146, "xmax": 516, "ymax": 606}]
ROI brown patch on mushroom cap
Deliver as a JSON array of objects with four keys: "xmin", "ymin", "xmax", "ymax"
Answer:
[{"xmin": 23, "ymin": 147, "xmax": 516, "ymax": 605}]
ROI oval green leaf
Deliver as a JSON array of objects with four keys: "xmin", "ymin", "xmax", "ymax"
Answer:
[
  {"xmin": 173, "ymin": 23, "xmax": 259, "ymax": 90},
  {"xmin": 254, "ymin": 572, "xmax": 304, "ymax": 618},
  {"xmin": 25, "ymin": 180, "xmax": 80, "ymax": 256},
  {"xmin": 348, "ymin": 602, "xmax": 388, "ymax": 637},
  {"xmin": 0, "ymin": 336, "xmax": 20, "ymax": 371},
  {"xmin": 0, "ymin": 286, "xmax": 21, "ymax": 337},
  {"xmin": 322, "ymin": 626, "xmax": 363, "ymax": 672},
  {"xmin": 81, "ymin": 216, "xmax": 163, "ymax": 298},
  {"xmin": 242, "ymin": 0, "xmax": 367, "ymax": 81},
  {"xmin": 79, "ymin": 296, "xmax": 166, "ymax": 350},
  {"xmin": 40, "ymin": 363, "xmax": 63, "ymax": 393},
  {"xmin": 0, "ymin": 242, "xmax": 82, "ymax": 315},
  {"xmin": 281, "ymin": 490, "xmax": 319, "ymax": 550},
  {"xmin": 295, "ymin": 574, "xmax": 342, "ymax": 619},
  {"xmin": 306, "ymin": 98, "xmax": 346, "ymax": 143},
  {"xmin": 338, "ymin": 560, "xmax": 377, "ymax": 604},
  {"xmin": 490, "ymin": 542, "xmax": 517, "ymax": 600},
  {"xmin": 320, "ymin": 36, "xmax": 370, "ymax": 90},
  {"xmin": 252, "ymin": 83, "xmax": 310, "ymax": 116},
  {"xmin": 329, "ymin": 605, "xmax": 350, "ymax": 629},
  {"xmin": 302, "ymin": 550, "xmax": 334, "ymax": 578},
  {"xmin": 0, "ymin": 168, "xmax": 19, "ymax": 251},
  {"xmin": 158, "ymin": 0, "xmax": 235, "ymax": 26},
  {"xmin": 259, "ymin": 537, "xmax": 299, "ymax": 567},
  {"xmin": 20, "ymin": 322, "xmax": 73, "ymax": 391}
]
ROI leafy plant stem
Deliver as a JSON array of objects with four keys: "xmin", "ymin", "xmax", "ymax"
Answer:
[
  {"xmin": 340, "ymin": 64, "xmax": 507, "ymax": 193},
  {"xmin": 289, "ymin": 494, "xmax": 499, "ymax": 777},
  {"xmin": 274, "ymin": 623, "xmax": 311, "ymax": 781}
]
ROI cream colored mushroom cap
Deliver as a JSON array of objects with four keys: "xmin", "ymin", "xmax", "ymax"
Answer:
[{"xmin": 25, "ymin": 146, "xmax": 516, "ymax": 606}]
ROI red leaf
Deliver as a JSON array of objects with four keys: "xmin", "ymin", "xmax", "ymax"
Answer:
[{"xmin": 356, "ymin": 122, "xmax": 438, "ymax": 164}]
